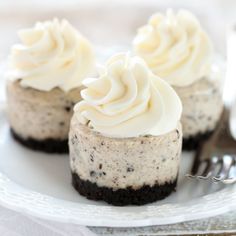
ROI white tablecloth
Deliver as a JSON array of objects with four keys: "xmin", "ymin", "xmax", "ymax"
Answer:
[
  {"xmin": 1, "ymin": 205, "xmax": 236, "ymax": 236},
  {"xmin": 0, "ymin": 206, "xmax": 96, "ymax": 236}
]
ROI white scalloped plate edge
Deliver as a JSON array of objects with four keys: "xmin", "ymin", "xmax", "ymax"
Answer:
[{"xmin": 0, "ymin": 173, "xmax": 235, "ymax": 227}]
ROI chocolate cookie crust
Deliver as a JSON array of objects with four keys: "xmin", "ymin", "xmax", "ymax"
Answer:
[
  {"xmin": 72, "ymin": 172, "xmax": 177, "ymax": 206},
  {"xmin": 183, "ymin": 130, "xmax": 213, "ymax": 151},
  {"xmin": 11, "ymin": 128, "xmax": 68, "ymax": 154}
]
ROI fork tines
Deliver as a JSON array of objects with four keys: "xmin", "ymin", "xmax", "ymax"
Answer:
[{"xmin": 186, "ymin": 155, "xmax": 236, "ymax": 184}]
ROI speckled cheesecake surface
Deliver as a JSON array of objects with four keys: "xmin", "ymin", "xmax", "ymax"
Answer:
[
  {"xmin": 69, "ymin": 117, "xmax": 182, "ymax": 205},
  {"xmin": 7, "ymin": 80, "xmax": 82, "ymax": 153},
  {"xmin": 175, "ymin": 78, "xmax": 223, "ymax": 150}
]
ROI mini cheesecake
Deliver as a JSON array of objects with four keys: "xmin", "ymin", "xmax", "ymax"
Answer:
[
  {"xmin": 6, "ymin": 19, "xmax": 95, "ymax": 153},
  {"xmin": 70, "ymin": 119, "xmax": 182, "ymax": 206},
  {"xmin": 133, "ymin": 9, "xmax": 223, "ymax": 150},
  {"xmin": 69, "ymin": 53, "xmax": 182, "ymax": 205}
]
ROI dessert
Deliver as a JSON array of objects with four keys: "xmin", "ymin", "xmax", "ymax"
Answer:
[
  {"xmin": 133, "ymin": 9, "xmax": 223, "ymax": 150},
  {"xmin": 6, "ymin": 18, "xmax": 95, "ymax": 153},
  {"xmin": 69, "ymin": 53, "xmax": 182, "ymax": 205}
]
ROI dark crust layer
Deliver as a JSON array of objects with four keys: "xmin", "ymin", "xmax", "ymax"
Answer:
[
  {"xmin": 183, "ymin": 130, "xmax": 213, "ymax": 151},
  {"xmin": 11, "ymin": 128, "xmax": 68, "ymax": 154},
  {"xmin": 72, "ymin": 172, "xmax": 177, "ymax": 206}
]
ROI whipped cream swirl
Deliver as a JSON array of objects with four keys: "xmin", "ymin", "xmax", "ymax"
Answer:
[
  {"xmin": 74, "ymin": 53, "xmax": 182, "ymax": 138},
  {"xmin": 133, "ymin": 9, "xmax": 213, "ymax": 87},
  {"xmin": 8, "ymin": 19, "xmax": 95, "ymax": 92}
]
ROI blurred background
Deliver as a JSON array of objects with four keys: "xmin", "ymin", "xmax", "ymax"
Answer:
[{"xmin": 0, "ymin": 0, "xmax": 235, "ymax": 62}]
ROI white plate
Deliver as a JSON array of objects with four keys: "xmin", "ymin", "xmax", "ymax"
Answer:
[
  {"xmin": 0, "ymin": 3, "xmax": 235, "ymax": 227},
  {"xmin": 0, "ymin": 108, "xmax": 236, "ymax": 227}
]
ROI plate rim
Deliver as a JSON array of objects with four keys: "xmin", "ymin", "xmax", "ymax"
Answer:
[{"xmin": 0, "ymin": 172, "xmax": 235, "ymax": 227}]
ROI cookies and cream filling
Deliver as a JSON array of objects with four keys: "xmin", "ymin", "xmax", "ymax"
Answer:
[
  {"xmin": 7, "ymin": 80, "xmax": 82, "ymax": 140},
  {"xmin": 175, "ymin": 78, "xmax": 223, "ymax": 138},
  {"xmin": 69, "ymin": 120, "xmax": 182, "ymax": 189}
]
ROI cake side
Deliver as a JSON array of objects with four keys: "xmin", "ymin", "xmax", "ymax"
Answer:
[
  {"xmin": 69, "ymin": 117, "xmax": 182, "ymax": 190},
  {"xmin": 175, "ymin": 78, "xmax": 223, "ymax": 141},
  {"xmin": 7, "ymin": 80, "xmax": 82, "ymax": 141}
]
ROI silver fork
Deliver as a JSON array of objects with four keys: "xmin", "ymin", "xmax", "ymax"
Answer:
[{"xmin": 186, "ymin": 107, "xmax": 236, "ymax": 184}]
